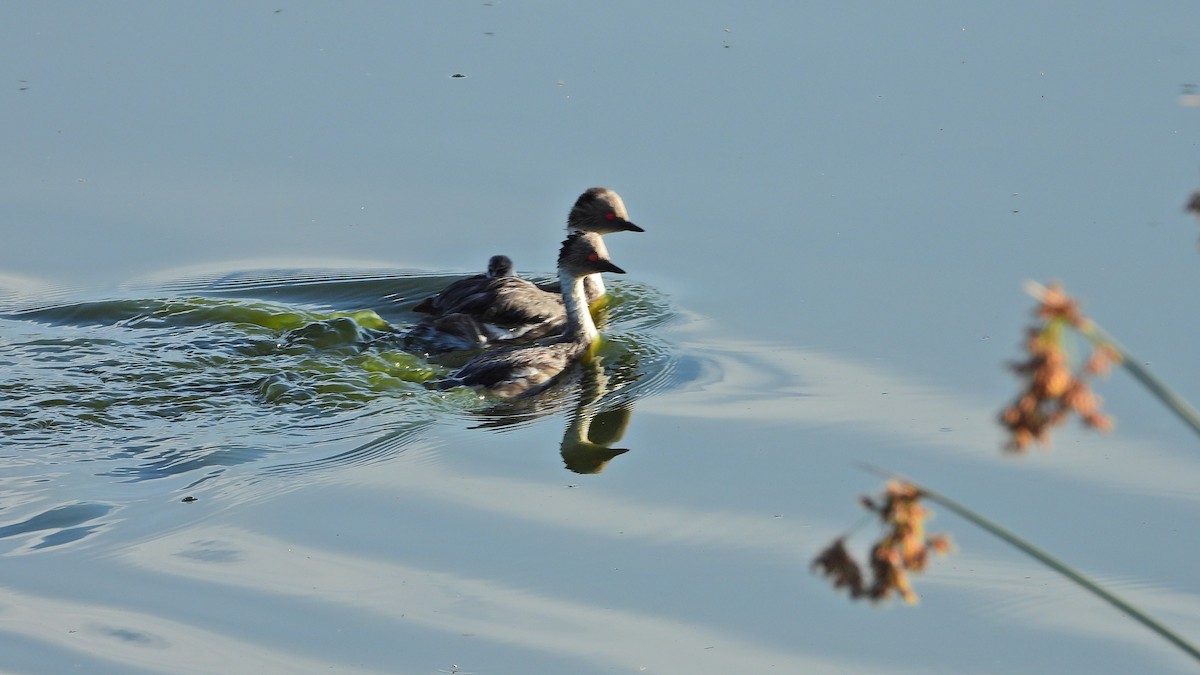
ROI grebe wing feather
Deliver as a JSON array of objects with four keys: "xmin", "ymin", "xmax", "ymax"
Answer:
[
  {"xmin": 405, "ymin": 313, "xmax": 490, "ymax": 352},
  {"xmin": 483, "ymin": 281, "xmax": 564, "ymax": 325},
  {"xmin": 413, "ymin": 273, "xmax": 488, "ymax": 315},
  {"xmin": 452, "ymin": 342, "xmax": 578, "ymax": 390}
]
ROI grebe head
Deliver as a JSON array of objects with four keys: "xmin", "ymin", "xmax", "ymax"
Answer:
[
  {"xmin": 487, "ymin": 254, "xmax": 514, "ymax": 278},
  {"xmin": 567, "ymin": 187, "xmax": 644, "ymax": 235},
  {"xmin": 559, "ymin": 232, "xmax": 626, "ymax": 277}
]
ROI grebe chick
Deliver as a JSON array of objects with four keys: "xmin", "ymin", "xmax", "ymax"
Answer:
[
  {"xmin": 430, "ymin": 232, "xmax": 624, "ymax": 398},
  {"xmin": 414, "ymin": 187, "xmax": 641, "ymax": 320},
  {"xmin": 487, "ymin": 254, "xmax": 514, "ymax": 278},
  {"xmin": 411, "ymin": 255, "xmax": 513, "ymax": 315}
]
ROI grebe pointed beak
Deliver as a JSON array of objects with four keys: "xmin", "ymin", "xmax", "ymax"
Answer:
[
  {"xmin": 594, "ymin": 260, "xmax": 625, "ymax": 274},
  {"xmin": 618, "ymin": 220, "xmax": 644, "ymax": 233}
]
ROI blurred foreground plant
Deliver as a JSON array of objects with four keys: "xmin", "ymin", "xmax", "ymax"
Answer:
[
  {"xmin": 816, "ymin": 473, "xmax": 1200, "ymax": 663},
  {"xmin": 999, "ymin": 281, "xmax": 1117, "ymax": 451},
  {"xmin": 1001, "ymin": 281, "xmax": 1200, "ymax": 449},
  {"xmin": 812, "ymin": 480, "xmax": 951, "ymax": 604},
  {"xmin": 815, "ymin": 275, "xmax": 1200, "ymax": 664}
]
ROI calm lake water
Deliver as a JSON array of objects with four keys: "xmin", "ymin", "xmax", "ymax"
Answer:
[{"xmin": 4, "ymin": 2, "xmax": 1200, "ymax": 673}]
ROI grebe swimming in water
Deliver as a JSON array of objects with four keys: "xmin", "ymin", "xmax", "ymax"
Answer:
[
  {"xmin": 407, "ymin": 188, "xmax": 641, "ymax": 351},
  {"xmin": 429, "ymin": 232, "xmax": 624, "ymax": 398}
]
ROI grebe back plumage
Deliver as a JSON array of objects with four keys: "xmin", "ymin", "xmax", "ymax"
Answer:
[
  {"xmin": 411, "ymin": 254, "xmax": 513, "ymax": 315},
  {"xmin": 430, "ymin": 232, "xmax": 624, "ymax": 398}
]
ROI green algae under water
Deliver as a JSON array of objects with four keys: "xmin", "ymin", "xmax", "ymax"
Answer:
[{"xmin": 0, "ymin": 269, "xmax": 688, "ymax": 506}]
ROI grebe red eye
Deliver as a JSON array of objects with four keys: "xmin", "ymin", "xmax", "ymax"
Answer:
[
  {"xmin": 605, "ymin": 212, "xmax": 616, "ymax": 221},
  {"xmin": 587, "ymin": 252, "xmax": 599, "ymax": 262}
]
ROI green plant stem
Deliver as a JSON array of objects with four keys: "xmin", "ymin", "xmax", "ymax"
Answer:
[
  {"xmin": 917, "ymin": 484, "xmax": 1200, "ymax": 663},
  {"xmin": 1076, "ymin": 321, "xmax": 1200, "ymax": 440}
]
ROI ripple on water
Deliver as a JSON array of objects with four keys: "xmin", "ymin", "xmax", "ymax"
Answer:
[
  {"xmin": 0, "ymin": 269, "xmax": 692, "ymax": 516},
  {"xmin": 0, "ymin": 502, "xmax": 114, "ymax": 553}
]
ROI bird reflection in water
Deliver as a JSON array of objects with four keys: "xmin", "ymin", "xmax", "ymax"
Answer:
[
  {"xmin": 463, "ymin": 343, "xmax": 637, "ymax": 475},
  {"xmin": 559, "ymin": 355, "xmax": 633, "ymax": 474}
]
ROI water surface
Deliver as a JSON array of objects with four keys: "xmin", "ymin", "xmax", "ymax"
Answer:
[{"xmin": 4, "ymin": 2, "xmax": 1200, "ymax": 673}]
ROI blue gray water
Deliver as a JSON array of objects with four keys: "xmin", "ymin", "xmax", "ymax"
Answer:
[{"xmin": 4, "ymin": 2, "xmax": 1200, "ymax": 673}]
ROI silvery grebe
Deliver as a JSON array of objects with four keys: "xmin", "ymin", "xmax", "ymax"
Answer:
[
  {"xmin": 430, "ymin": 232, "xmax": 624, "ymax": 398},
  {"xmin": 412, "ymin": 187, "xmax": 641, "ymax": 325}
]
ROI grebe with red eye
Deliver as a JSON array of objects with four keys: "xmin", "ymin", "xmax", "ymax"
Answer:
[
  {"xmin": 428, "ymin": 232, "xmax": 624, "ymax": 398},
  {"xmin": 408, "ymin": 188, "xmax": 642, "ymax": 352}
]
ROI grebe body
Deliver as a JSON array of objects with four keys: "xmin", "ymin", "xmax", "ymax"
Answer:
[{"xmin": 430, "ymin": 232, "xmax": 623, "ymax": 398}]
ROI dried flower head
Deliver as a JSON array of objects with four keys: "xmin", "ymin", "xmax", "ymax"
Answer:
[
  {"xmin": 1188, "ymin": 190, "xmax": 1200, "ymax": 250},
  {"xmin": 869, "ymin": 543, "xmax": 917, "ymax": 604},
  {"xmin": 814, "ymin": 481, "xmax": 952, "ymax": 605},
  {"xmin": 811, "ymin": 538, "xmax": 865, "ymax": 597},
  {"xmin": 1031, "ymin": 281, "xmax": 1088, "ymax": 329},
  {"xmin": 1000, "ymin": 282, "xmax": 1118, "ymax": 452},
  {"xmin": 1186, "ymin": 190, "xmax": 1200, "ymax": 219}
]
